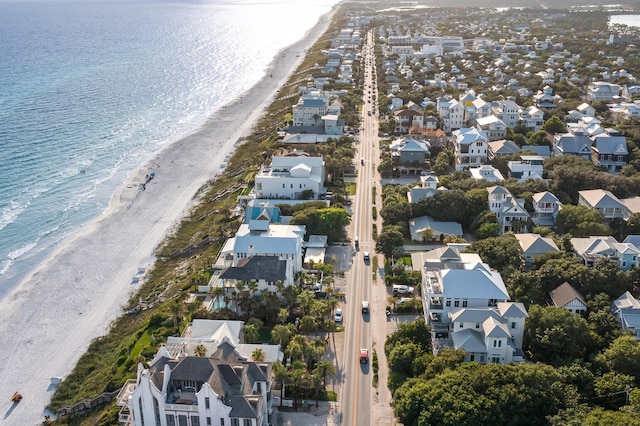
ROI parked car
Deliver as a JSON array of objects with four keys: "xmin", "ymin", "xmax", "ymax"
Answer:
[
  {"xmin": 360, "ymin": 349, "xmax": 369, "ymax": 363},
  {"xmin": 334, "ymin": 308, "xmax": 343, "ymax": 322},
  {"xmin": 397, "ymin": 297, "xmax": 414, "ymax": 305},
  {"xmin": 393, "ymin": 284, "xmax": 415, "ymax": 295},
  {"xmin": 361, "ymin": 300, "xmax": 369, "ymax": 313}
]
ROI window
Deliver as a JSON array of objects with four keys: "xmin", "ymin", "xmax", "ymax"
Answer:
[
  {"xmin": 282, "ymin": 184, "xmax": 285, "ymax": 188},
  {"xmin": 480, "ymin": 354, "xmax": 485, "ymax": 363},
  {"xmin": 445, "ymin": 298, "xmax": 451, "ymax": 307},
  {"xmin": 232, "ymin": 419, "xmax": 240, "ymax": 426},
  {"xmin": 167, "ymin": 415, "xmax": 176, "ymax": 426},
  {"xmin": 492, "ymin": 355, "xmax": 501, "ymax": 363},
  {"xmin": 220, "ymin": 419, "xmax": 224, "ymax": 426},
  {"xmin": 493, "ymin": 339, "xmax": 497, "ymax": 348},
  {"xmin": 454, "ymin": 299, "xmax": 460, "ymax": 308},
  {"xmin": 475, "ymin": 322, "xmax": 480, "ymax": 329},
  {"xmin": 462, "ymin": 299, "xmax": 468, "ymax": 307},
  {"xmin": 205, "ymin": 397, "xmax": 210, "ymax": 409},
  {"xmin": 191, "ymin": 417, "xmax": 200, "ymax": 426},
  {"xmin": 470, "ymin": 354, "xmax": 475, "ymax": 361},
  {"xmin": 459, "ymin": 322, "xmax": 463, "ymax": 328},
  {"xmin": 511, "ymin": 322, "xmax": 516, "ymax": 329},
  {"xmin": 498, "ymin": 340, "xmax": 502, "ymax": 347},
  {"xmin": 243, "ymin": 420, "xmax": 252, "ymax": 426}
]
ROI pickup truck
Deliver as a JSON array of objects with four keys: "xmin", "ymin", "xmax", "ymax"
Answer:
[{"xmin": 393, "ymin": 284, "xmax": 415, "ymax": 295}]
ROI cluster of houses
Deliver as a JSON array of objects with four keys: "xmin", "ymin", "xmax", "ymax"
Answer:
[{"xmin": 411, "ymin": 241, "xmax": 640, "ymax": 364}]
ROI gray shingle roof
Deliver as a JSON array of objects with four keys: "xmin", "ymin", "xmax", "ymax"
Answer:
[{"xmin": 220, "ymin": 255, "xmax": 287, "ymax": 282}]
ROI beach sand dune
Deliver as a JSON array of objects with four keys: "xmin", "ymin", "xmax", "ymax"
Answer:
[{"xmin": 0, "ymin": 7, "xmax": 336, "ymax": 424}]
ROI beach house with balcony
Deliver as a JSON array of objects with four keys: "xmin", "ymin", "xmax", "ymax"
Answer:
[
  {"xmin": 448, "ymin": 302, "xmax": 528, "ymax": 364},
  {"xmin": 452, "ymin": 127, "xmax": 488, "ymax": 171},
  {"xmin": 569, "ymin": 236, "xmax": 639, "ymax": 270},
  {"xmin": 587, "ymin": 82, "xmax": 621, "ymax": 102},
  {"xmin": 254, "ymin": 156, "xmax": 325, "ymax": 200},
  {"xmin": 520, "ymin": 106, "xmax": 544, "ymax": 131},
  {"xmin": 389, "ymin": 137, "xmax": 431, "ymax": 172},
  {"xmin": 393, "ymin": 109, "xmax": 424, "ymax": 134},
  {"xmin": 437, "ymin": 96, "xmax": 465, "ymax": 132},
  {"xmin": 475, "ymin": 115, "xmax": 507, "ymax": 141},
  {"xmin": 514, "ymin": 233, "xmax": 559, "ymax": 266},
  {"xmin": 492, "ymin": 99, "xmax": 520, "ymax": 128},
  {"xmin": 411, "ymin": 247, "xmax": 520, "ymax": 362},
  {"xmin": 116, "ymin": 342, "xmax": 273, "ymax": 426},
  {"xmin": 578, "ymin": 189, "xmax": 629, "ymax": 221},
  {"xmin": 487, "ymin": 140, "xmax": 520, "ymax": 160},
  {"xmin": 531, "ymin": 191, "xmax": 562, "ymax": 227},
  {"xmin": 487, "ymin": 186, "xmax": 530, "ymax": 234}
]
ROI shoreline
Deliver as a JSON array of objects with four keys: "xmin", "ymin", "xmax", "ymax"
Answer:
[{"xmin": 0, "ymin": 4, "xmax": 338, "ymax": 424}]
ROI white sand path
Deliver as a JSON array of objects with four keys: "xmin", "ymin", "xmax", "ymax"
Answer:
[{"xmin": 0, "ymin": 6, "xmax": 337, "ymax": 424}]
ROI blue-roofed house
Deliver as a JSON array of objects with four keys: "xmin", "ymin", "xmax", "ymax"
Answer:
[
  {"xmin": 591, "ymin": 133, "xmax": 628, "ymax": 174},
  {"xmin": 409, "ymin": 215, "xmax": 463, "ymax": 241},
  {"xmin": 532, "ymin": 191, "xmax": 562, "ymax": 227},
  {"xmin": 611, "ymin": 292, "xmax": 640, "ymax": 340},
  {"xmin": 521, "ymin": 144, "xmax": 551, "ymax": 158},
  {"xmin": 553, "ymin": 132, "xmax": 592, "ymax": 159},
  {"xmin": 389, "ymin": 137, "xmax": 431, "ymax": 171}
]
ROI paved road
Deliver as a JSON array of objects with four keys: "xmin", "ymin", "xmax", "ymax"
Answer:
[{"xmin": 337, "ymin": 29, "xmax": 398, "ymax": 426}]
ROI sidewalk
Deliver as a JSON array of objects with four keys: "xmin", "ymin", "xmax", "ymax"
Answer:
[{"xmin": 272, "ymin": 401, "xmax": 340, "ymax": 426}]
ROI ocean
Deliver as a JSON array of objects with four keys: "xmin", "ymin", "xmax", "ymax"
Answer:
[{"xmin": 0, "ymin": 0, "xmax": 341, "ymax": 296}]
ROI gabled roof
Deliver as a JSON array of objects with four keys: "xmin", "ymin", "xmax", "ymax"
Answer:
[
  {"xmin": 483, "ymin": 317, "xmax": 511, "ymax": 338},
  {"xmin": 514, "ymin": 233, "xmax": 559, "ymax": 254},
  {"xmin": 532, "ymin": 191, "xmax": 560, "ymax": 204},
  {"xmin": 497, "ymin": 302, "xmax": 529, "ymax": 318},
  {"xmin": 592, "ymin": 135, "xmax": 628, "ymax": 155},
  {"xmin": 451, "ymin": 329, "xmax": 487, "ymax": 353},
  {"xmin": 488, "ymin": 140, "xmax": 520, "ymax": 156},
  {"xmin": 612, "ymin": 291, "xmax": 640, "ymax": 312},
  {"xmin": 487, "ymin": 185, "xmax": 510, "ymax": 196},
  {"xmin": 550, "ymin": 282, "xmax": 587, "ymax": 308},
  {"xmin": 579, "ymin": 189, "xmax": 626, "ymax": 210},
  {"xmin": 453, "ymin": 127, "xmax": 488, "ymax": 145},
  {"xmin": 571, "ymin": 236, "xmax": 618, "ymax": 257}
]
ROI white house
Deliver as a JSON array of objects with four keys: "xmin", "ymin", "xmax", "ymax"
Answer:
[
  {"xmin": 116, "ymin": 343, "xmax": 272, "ymax": 426},
  {"xmin": 492, "ymin": 99, "xmax": 520, "ymax": 128},
  {"xmin": 469, "ymin": 165, "xmax": 504, "ymax": 182},
  {"xmin": 475, "ymin": 115, "xmax": 507, "ymax": 141},
  {"xmin": 449, "ymin": 302, "xmax": 528, "ymax": 364},
  {"xmin": 531, "ymin": 191, "xmax": 562, "ymax": 227},
  {"xmin": 520, "ymin": 106, "xmax": 544, "ymax": 131},
  {"xmin": 452, "ymin": 127, "xmax": 489, "ymax": 171},
  {"xmin": 587, "ymin": 82, "xmax": 621, "ymax": 102},
  {"xmin": 487, "ymin": 186, "xmax": 530, "ymax": 234},
  {"xmin": 412, "ymin": 247, "xmax": 517, "ymax": 362},
  {"xmin": 437, "ymin": 96, "xmax": 465, "ymax": 132},
  {"xmin": 220, "ymin": 220, "xmax": 306, "ymax": 289},
  {"xmin": 507, "ymin": 155, "xmax": 544, "ymax": 182},
  {"xmin": 254, "ymin": 156, "xmax": 325, "ymax": 200}
]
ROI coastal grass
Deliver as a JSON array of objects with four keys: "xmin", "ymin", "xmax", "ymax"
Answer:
[{"xmin": 47, "ymin": 6, "xmax": 350, "ymax": 424}]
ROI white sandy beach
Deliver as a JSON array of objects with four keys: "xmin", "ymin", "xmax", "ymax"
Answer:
[{"xmin": 0, "ymin": 6, "xmax": 337, "ymax": 424}]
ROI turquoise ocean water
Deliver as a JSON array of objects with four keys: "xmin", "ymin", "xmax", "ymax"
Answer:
[{"xmin": 0, "ymin": 0, "xmax": 340, "ymax": 295}]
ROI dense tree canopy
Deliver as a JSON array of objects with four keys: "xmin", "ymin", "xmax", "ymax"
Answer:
[{"xmin": 392, "ymin": 363, "xmax": 578, "ymax": 426}]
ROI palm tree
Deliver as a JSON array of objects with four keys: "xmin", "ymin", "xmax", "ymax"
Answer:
[
  {"xmin": 314, "ymin": 359, "xmax": 336, "ymax": 389},
  {"xmin": 244, "ymin": 324, "xmax": 260, "ymax": 344},
  {"xmin": 271, "ymin": 324, "xmax": 294, "ymax": 350},
  {"xmin": 272, "ymin": 361, "xmax": 289, "ymax": 407},
  {"xmin": 299, "ymin": 316, "xmax": 317, "ymax": 334},
  {"xmin": 169, "ymin": 300, "xmax": 185, "ymax": 328},
  {"xmin": 310, "ymin": 373, "xmax": 324, "ymax": 407},
  {"xmin": 277, "ymin": 308, "xmax": 289, "ymax": 325},
  {"xmin": 194, "ymin": 344, "xmax": 207, "ymax": 357},
  {"xmin": 252, "ymin": 348, "xmax": 265, "ymax": 362},
  {"xmin": 247, "ymin": 279, "xmax": 259, "ymax": 296}
]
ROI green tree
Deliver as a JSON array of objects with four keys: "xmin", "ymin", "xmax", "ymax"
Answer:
[
  {"xmin": 523, "ymin": 305, "xmax": 594, "ymax": 366},
  {"xmin": 376, "ymin": 226, "xmax": 405, "ymax": 257},
  {"xmin": 244, "ymin": 324, "xmax": 260, "ymax": 344},
  {"xmin": 555, "ymin": 204, "xmax": 609, "ymax": 237},
  {"xmin": 252, "ymin": 348, "xmax": 265, "ymax": 361},
  {"xmin": 542, "ymin": 115, "xmax": 567, "ymax": 134},
  {"xmin": 432, "ymin": 151, "xmax": 451, "ymax": 175},
  {"xmin": 392, "ymin": 363, "xmax": 578, "ymax": 426},
  {"xmin": 467, "ymin": 233, "xmax": 524, "ymax": 274},
  {"xmin": 313, "ymin": 360, "xmax": 336, "ymax": 388},
  {"xmin": 596, "ymin": 335, "xmax": 640, "ymax": 379}
]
